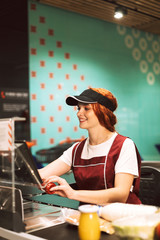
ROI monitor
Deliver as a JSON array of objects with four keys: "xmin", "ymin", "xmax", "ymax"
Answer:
[{"xmin": 0, "ymin": 140, "xmax": 43, "ymax": 188}]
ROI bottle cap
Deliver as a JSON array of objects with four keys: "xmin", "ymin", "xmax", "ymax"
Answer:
[{"xmin": 79, "ymin": 204, "xmax": 99, "ymax": 213}]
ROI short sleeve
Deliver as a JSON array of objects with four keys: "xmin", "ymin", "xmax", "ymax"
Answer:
[
  {"xmin": 115, "ymin": 138, "xmax": 139, "ymax": 177},
  {"xmin": 59, "ymin": 142, "xmax": 79, "ymax": 166}
]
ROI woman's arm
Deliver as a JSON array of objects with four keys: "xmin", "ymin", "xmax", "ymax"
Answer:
[
  {"xmin": 38, "ymin": 158, "xmax": 71, "ymax": 180},
  {"xmin": 45, "ymin": 172, "xmax": 134, "ymax": 205},
  {"xmin": 73, "ymin": 173, "xmax": 134, "ymax": 204},
  {"xmin": 38, "ymin": 143, "xmax": 76, "ymax": 180}
]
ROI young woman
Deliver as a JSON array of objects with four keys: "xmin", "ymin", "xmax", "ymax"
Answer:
[{"xmin": 39, "ymin": 88, "xmax": 141, "ymax": 205}]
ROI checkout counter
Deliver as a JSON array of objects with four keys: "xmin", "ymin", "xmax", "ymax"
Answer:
[
  {"xmin": 0, "ymin": 126, "xmax": 118, "ymax": 240},
  {"xmin": 1, "ymin": 158, "xmax": 160, "ymax": 239},
  {"xmin": 0, "ymin": 175, "xmax": 119, "ymax": 240}
]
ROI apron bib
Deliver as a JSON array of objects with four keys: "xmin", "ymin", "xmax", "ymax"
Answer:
[{"xmin": 72, "ymin": 134, "xmax": 141, "ymax": 204}]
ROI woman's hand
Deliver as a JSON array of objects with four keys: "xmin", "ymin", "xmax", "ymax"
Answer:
[
  {"xmin": 43, "ymin": 176, "xmax": 75, "ymax": 199},
  {"xmin": 44, "ymin": 182, "xmax": 56, "ymax": 194}
]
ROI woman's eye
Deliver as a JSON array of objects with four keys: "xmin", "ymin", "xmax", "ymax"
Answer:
[{"xmin": 77, "ymin": 105, "xmax": 90, "ymax": 111}]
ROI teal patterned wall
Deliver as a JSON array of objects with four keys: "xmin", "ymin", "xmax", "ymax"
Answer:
[{"xmin": 28, "ymin": 0, "xmax": 160, "ymax": 160}]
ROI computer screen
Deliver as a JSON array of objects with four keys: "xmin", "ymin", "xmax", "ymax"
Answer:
[{"xmin": 0, "ymin": 141, "xmax": 43, "ymax": 187}]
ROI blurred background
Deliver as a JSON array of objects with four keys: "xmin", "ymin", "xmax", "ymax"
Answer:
[{"xmin": 0, "ymin": 0, "xmax": 160, "ymax": 164}]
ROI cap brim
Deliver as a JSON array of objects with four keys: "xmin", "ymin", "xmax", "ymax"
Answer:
[{"xmin": 66, "ymin": 95, "xmax": 97, "ymax": 106}]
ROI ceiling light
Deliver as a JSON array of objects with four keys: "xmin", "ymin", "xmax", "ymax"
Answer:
[{"xmin": 114, "ymin": 6, "xmax": 127, "ymax": 19}]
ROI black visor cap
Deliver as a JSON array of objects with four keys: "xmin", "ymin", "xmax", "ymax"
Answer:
[{"xmin": 66, "ymin": 89, "xmax": 115, "ymax": 111}]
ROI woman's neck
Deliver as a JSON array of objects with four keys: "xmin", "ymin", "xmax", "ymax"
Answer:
[{"xmin": 88, "ymin": 127, "xmax": 115, "ymax": 145}]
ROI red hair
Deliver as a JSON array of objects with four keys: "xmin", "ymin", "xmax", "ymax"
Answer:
[{"xmin": 90, "ymin": 88, "xmax": 117, "ymax": 132}]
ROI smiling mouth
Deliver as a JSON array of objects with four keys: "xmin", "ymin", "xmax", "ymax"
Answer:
[{"xmin": 79, "ymin": 119, "xmax": 86, "ymax": 123}]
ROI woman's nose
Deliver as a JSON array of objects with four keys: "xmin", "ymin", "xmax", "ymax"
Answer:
[
  {"xmin": 77, "ymin": 111, "xmax": 81, "ymax": 117},
  {"xmin": 77, "ymin": 109, "xmax": 83, "ymax": 116}
]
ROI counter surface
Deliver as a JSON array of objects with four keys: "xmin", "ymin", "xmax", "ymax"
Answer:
[{"xmin": 31, "ymin": 222, "xmax": 119, "ymax": 240}]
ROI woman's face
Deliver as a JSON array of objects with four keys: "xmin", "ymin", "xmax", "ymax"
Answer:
[{"xmin": 77, "ymin": 103, "xmax": 100, "ymax": 130}]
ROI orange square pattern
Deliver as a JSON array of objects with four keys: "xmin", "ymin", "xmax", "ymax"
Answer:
[
  {"xmin": 66, "ymin": 116, "xmax": 70, "ymax": 121},
  {"xmin": 31, "ymin": 25, "xmax": 36, "ymax": 33},
  {"xmin": 32, "ymin": 94, "xmax": 37, "ymax": 100},
  {"xmin": 48, "ymin": 29, "xmax": 54, "ymax": 36},
  {"xmin": 41, "ymin": 106, "xmax": 46, "ymax": 111},
  {"xmin": 31, "ymin": 48, "xmax": 37, "ymax": 55},
  {"xmin": 49, "ymin": 95, "xmax": 54, "ymax": 100},
  {"xmin": 73, "ymin": 64, "xmax": 77, "ymax": 70},
  {"xmin": 65, "ymin": 74, "xmax": 70, "ymax": 80},
  {"xmin": 58, "ymin": 106, "xmax": 62, "ymax": 111},
  {"xmin": 48, "ymin": 51, "xmax": 54, "ymax": 57},
  {"xmin": 40, "ymin": 38, "xmax": 45, "ymax": 45},
  {"xmin": 32, "ymin": 117, "xmax": 37, "ymax": 123},
  {"xmin": 50, "ymin": 116, "xmax": 54, "ymax": 122},
  {"xmin": 31, "ymin": 71, "xmax": 36, "ymax": 77},
  {"xmin": 56, "ymin": 41, "xmax": 62, "ymax": 48},
  {"xmin": 58, "ymin": 127, "xmax": 62, "ymax": 132},
  {"xmin": 65, "ymin": 53, "xmax": 70, "ymax": 59},
  {"xmin": 50, "ymin": 138, "xmax": 54, "ymax": 144},
  {"xmin": 29, "ymin": 3, "xmax": 87, "ymax": 149},
  {"xmin": 41, "ymin": 128, "xmax": 46, "ymax": 134},
  {"xmin": 57, "ymin": 63, "xmax": 62, "ymax": 68},
  {"xmin": 39, "ymin": 16, "xmax": 45, "ymax": 23},
  {"xmin": 49, "ymin": 73, "xmax": 54, "ymax": 78},
  {"xmin": 31, "ymin": 3, "xmax": 36, "ymax": 10},
  {"xmin": 58, "ymin": 84, "xmax": 62, "ymax": 90},
  {"xmin": 40, "ymin": 83, "xmax": 45, "ymax": 89},
  {"xmin": 40, "ymin": 61, "xmax": 45, "ymax": 67}
]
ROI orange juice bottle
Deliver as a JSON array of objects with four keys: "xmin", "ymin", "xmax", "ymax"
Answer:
[{"xmin": 78, "ymin": 205, "xmax": 101, "ymax": 240}]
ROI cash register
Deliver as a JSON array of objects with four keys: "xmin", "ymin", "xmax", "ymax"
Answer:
[{"xmin": 0, "ymin": 140, "xmax": 79, "ymax": 236}]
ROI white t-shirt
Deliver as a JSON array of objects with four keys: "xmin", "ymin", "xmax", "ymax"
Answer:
[{"xmin": 59, "ymin": 132, "xmax": 139, "ymax": 177}]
